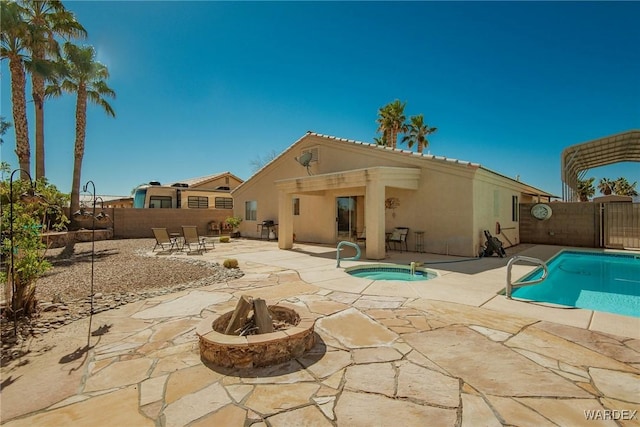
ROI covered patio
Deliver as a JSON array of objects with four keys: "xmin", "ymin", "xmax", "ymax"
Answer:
[{"xmin": 275, "ymin": 166, "xmax": 421, "ymax": 259}]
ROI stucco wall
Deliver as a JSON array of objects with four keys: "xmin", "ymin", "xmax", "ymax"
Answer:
[
  {"xmin": 234, "ymin": 134, "xmax": 400, "ymax": 240},
  {"xmin": 233, "ymin": 134, "xmax": 552, "ymax": 257},
  {"xmin": 519, "ymin": 202, "xmax": 599, "ymax": 247},
  {"xmin": 472, "ymin": 169, "xmax": 525, "ymax": 254},
  {"xmin": 383, "ymin": 169, "xmax": 476, "ymax": 256},
  {"xmin": 234, "ymin": 135, "xmax": 481, "ymax": 256}
]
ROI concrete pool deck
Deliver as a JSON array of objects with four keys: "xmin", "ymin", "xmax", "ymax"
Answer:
[{"xmin": 1, "ymin": 240, "xmax": 639, "ymax": 426}]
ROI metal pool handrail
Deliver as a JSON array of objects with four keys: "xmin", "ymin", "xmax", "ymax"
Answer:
[
  {"xmin": 336, "ymin": 241, "xmax": 361, "ymax": 268},
  {"xmin": 506, "ymin": 256, "xmax": 549, "ymax": 299}
]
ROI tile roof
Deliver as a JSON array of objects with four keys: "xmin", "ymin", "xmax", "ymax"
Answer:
[
  {"xmin": 306, "ymin": 132, "xmax": 482, "ymax": 167},
  {"xmin": 169, "ymin": 172, "xmax": 240, "ymax": 188},
  {"xmin": 235, "ymin": 131, "xmax": 555, "ymax": 197}
]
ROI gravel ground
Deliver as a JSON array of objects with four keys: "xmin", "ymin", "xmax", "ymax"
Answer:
[
  {"xmin": 37, "ymin": 238, "xmax": 229, "ymax": 302},
  {"xmin": 1, "ymin": 238, "xmax": 244, "ymax": 363}
]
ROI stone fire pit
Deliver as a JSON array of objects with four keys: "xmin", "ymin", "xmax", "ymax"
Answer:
[{"xmin": 196, "ymin": 302, "xmax": 316, "ymax": 368}]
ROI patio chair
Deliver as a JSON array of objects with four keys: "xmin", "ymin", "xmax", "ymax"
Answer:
[
  {"xmin": 355, "ymin": 228, "xmax": 366, "ymax": 246},
  {"xmin": 152, "ymin": 228, "xmax": 178, "ymax": 252},
  {"xmin": 182, "ymin": 225, "xmax": 209, "ymax": 253},
  {"xmin": 386, "ymin": 227, "xmax": 409, "ymax": 252}
]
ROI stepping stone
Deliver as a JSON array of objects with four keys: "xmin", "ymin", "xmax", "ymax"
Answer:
[
  {"xmin": 267, "ymin": 405, "xmax": 333, "ymax": 426},
  {"xmin": 133, "ymin": 291, "xmax": 231, "ymax": 319},
  {"xmin": 4, "ymin": 386, "xmax": 153, "ymax": 427},
  {"xmin": 244, "ymin": 383, "xmax": 320, "ymax": 415},
  {"xmin": 315, "ymin": 308, "xmax": 398, "ymax": 348},
  {"xmin": 162, "ymin": 382, "xmax": 231, "ymax": 426},
  {"xmin": 404, "ymin": 325, "xmax": 590, "ymax": 397},
  {"xmin": 590, "ymin": 367, "xmax": 640, "ymax": 403},
  {"xmin": 335, "ymin": 391, "xmax": 456, "ymax": 426}
]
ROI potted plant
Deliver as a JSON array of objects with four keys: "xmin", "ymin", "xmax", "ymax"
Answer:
[{"xmin": 225, "ymin": 215, "xmax": 243, "ymax": 238}]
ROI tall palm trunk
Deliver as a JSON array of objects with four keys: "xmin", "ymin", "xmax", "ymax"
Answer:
[
  {"xmin": 70, "ymin": 84, "xmax": 87, "ymax": 216},
  {"xmin": 389, "ymin": 125, "xmax": 399, "ymax": 149},
  {"xmin": 32, "ymin": 44, "xmax": 46, "ymax": 179},
  {"xmin": 8, "ymin": 55, "xmax": 31, "ymax": 180}
]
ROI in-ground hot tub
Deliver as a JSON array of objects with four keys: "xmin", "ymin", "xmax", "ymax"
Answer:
[
  {"xmin": 196, "ymin": 303, "xmax": 316, "ymax": 368},
  {"xmin": 346, "ymin": 264, "xmax": 438, "ymax": 281}
]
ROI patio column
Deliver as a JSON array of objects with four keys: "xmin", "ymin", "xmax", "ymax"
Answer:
[
  {"xmin": 365, "ymin": 179, "xmax": 385, "ymax": 259},
  {"xmin": 278, "ymin": 190, "xmax": 293, "ymax": 249}
]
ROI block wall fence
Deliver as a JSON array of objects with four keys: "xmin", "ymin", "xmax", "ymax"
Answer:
[
  {"xmin": 519, "ymin": 202, "xmax": 600, "ymax": 247},
  {"xmin": 61, "ymin": 203, "xmax": 635, "ymax": 249},
  {"xmin": 64, "ymin": 208, "xmax": 235, "ymax": 239}
]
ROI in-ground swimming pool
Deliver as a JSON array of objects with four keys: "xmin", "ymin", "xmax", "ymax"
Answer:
[
  {"xmin": 512, "ymin": 250, "xmax": 640, "ymax": 317},
  {"xmin": 346, "ymin": 265, "xmax": 438, "ymax": 281}
]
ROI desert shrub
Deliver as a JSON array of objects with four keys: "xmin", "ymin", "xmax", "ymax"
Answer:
[
  {"xmin": 219, "ymin": 236, "xmax": 230, "ymax": 243},
  {"xmin": 223, "ymin": 258, "xmax": 238, "ymax": 269},
  {"xmin": 225, "ymin": 215, "xmax": 242, "ymax": 230}
]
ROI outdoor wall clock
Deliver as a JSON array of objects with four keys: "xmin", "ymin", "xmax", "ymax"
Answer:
[{"xmin": 531, "ymin": 203, "xmax": 553, "ymax": 220}]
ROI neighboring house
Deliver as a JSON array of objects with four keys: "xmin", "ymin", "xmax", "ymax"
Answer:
[
  {"xmin": 132, "ymin": 172, "xmax": 243, "ymax": 210},
  {"xmin": 79, "ymin": 195, "xmax": 133, "ymax": 208},
  {"xmin": 232, "ymin": 132, "xmax": 555, "ymax": 259}
]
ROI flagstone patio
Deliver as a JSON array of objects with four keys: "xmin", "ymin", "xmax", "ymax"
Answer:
[{"xmin": 1, "ymin": 240, "xmax": 638, "ymax": 426}]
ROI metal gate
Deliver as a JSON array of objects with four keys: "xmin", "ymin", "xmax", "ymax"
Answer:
[{"xmin": 603, "ymin": 203, "xmax": 640, "ymax": 249}]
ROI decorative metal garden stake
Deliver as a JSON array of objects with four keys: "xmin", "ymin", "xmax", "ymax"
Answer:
[{"xmin": 83, "ymin": 180, "xmax": 97, "ymax": 347}]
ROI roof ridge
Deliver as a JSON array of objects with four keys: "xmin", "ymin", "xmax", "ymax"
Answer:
[{"xmin": 307, "ymin": 131, "xmax": 481, "ymax": 167}]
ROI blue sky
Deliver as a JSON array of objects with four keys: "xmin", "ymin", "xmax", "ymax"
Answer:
[{"xmin": 1, "ymin": 1, "xmax": 638, "ymax": 198}]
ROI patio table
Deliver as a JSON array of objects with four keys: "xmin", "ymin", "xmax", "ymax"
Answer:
[{"xmin": 169, "ymin": 232, "xmax": 183, "ymax": 250}]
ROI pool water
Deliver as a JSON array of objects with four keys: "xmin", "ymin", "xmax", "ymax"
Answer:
[
  {"xmin": 512, "ymin": 251, "xmax": 640, "ymax": 317},
  {"xmin": 347, "ymin": 266, "xmax": 437, "ymax": 281}
]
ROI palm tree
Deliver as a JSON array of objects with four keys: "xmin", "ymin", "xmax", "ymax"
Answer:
[
  {"xmin": 0, "ymin": 116, "xmax": 12, "ymax": 144},
  {"xmin": 402, "ymin": 114, "xmax": 437, "ymax": 154},
  {"xmin": 376, "ymin": 100, "xmax": 407, "ymax": 149},
  {"xmin": 20, "ymin": 0, "xmax": 86, "ymax": 179},
  {"xmin": 46, "ymin": 42, "xmax": 115, "ymax": 217},
  {"xmin": 1, "ymin": 0, "xmax": 32, "ymax": 180},
  {"xmin": 597, "ymin": 178, "xmax": 615, "ymax": 195},
  {"xmin": 613, "ymin": 177, "xmax": 638, "ymax": 197},
  {"xmin": 576, "ymin": 177, "xmax": 595, "ymax": 202},
  {"xmin": 373, "ymin": 129, "xmax": 388, "ymax": 146},
  {"xmin": 0, "ymin": 117, "xmax": 10, "ymax": 177}
]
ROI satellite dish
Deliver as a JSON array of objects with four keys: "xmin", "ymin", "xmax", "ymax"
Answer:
[{"xmin": 297, "ymin": 152, "xmax": 313, "ymax": 167}]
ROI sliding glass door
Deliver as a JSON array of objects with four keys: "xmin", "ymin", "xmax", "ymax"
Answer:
[{"xmin": 336, "ymin": 196, "xmax": 357, "ymax": 241}]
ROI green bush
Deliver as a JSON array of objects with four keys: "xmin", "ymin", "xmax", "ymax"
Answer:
[
  {"xmin": 225, "ymin": 215, "xmax": 243, "ymax": 230},
  {"xmin": 223, "ymin": 258, "xmax": 239, "ymax": 269},
  {"xmin": 219, "ymin": 236, "xmax": 230, "ymax": 243},
  {"xmin": 0, "ymin": 177, "xmax": 69, "ymax": 317}
]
